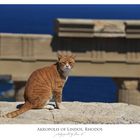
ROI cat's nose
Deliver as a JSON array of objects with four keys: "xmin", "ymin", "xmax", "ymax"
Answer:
[{"xmin": 66, "ymin": 63, "xmax": 69, "ymax": 67}]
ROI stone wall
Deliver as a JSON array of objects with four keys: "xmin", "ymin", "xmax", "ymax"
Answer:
[{"xmin": 0, "ymin": 102, "xmax": 140, "ymax": 124}]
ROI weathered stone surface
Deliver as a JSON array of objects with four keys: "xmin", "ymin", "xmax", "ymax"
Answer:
[
  {"xmin": 0, "ymin": 102, "xmax": 140, "ymax": 124},
  {"xmin": 94, "ymin": 20, "xmax": 125, "ymax": 33},
  {"xmin": 122, "ymin": 80, "xmax": 139, "ymax": 90}
]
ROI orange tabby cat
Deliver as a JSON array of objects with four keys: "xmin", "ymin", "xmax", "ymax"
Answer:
[{"xmin": 5, "ymin": 54, "xmax": 75, "ymax": 118}]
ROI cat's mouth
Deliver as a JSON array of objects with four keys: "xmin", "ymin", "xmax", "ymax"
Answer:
[
  {"xmin": 61, "ymin": 67, "xmax": 71, "ymax": 72},
  {"xmin": 60, "ymin": 67, "xmax": 71, "ymax": 77}
]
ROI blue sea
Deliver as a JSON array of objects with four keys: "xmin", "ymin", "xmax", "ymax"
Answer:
[{"xmin": 0, "ymin": 5, "xmax": 140, "ymax": 102}]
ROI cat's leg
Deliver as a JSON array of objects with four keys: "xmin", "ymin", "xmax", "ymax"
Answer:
[
  {"xmin": 43, "ymin": 100, "xmax": 55, "ymax": 110},
  {"xmin": 32, "ymin": 96, "xmax": 54, "ymax": 110},
  {"xmin": 53, "ymin": 91, "xmax": 65, "ymax": 109}
]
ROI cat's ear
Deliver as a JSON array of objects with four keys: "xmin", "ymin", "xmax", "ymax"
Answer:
[
  {"xmin": 70, "ymin": 54, "xmax": 76, "ymax": 59},
  {"xmin": 58, "ymin": 54, "xmax": 63, "ymax": 60}
]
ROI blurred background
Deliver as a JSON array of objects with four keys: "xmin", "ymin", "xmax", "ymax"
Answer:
[{"xmin": 0, "ymin": 5, "xmax": 140, "ymax": 103}]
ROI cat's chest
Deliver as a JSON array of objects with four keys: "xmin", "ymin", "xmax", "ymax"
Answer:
[{"xmin": 53, "ymin": 78, "xmax": 67, "ymax": 92}]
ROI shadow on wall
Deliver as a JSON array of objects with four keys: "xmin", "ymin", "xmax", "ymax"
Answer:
[
  {"xmin": 51, "ymin": 35, "xmax": 93, "ymax": 53},
  {"xmin": 51, "ymin": 36, "xmax": 140, "ymax": 54}
]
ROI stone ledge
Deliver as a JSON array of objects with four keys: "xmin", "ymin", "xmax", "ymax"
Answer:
[{"xmin": 0, "ymin": 102, "xmax": 140, "ymax": 124}]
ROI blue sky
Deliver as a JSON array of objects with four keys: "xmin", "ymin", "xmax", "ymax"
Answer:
[{"xmin": 0, "ymin": 5, "xmax": 140, "ymax": 34}]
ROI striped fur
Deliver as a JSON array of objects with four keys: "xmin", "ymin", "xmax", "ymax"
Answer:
[{"xmin": 5, "ymin": 54, "xmax": 75, "ymax": 118}]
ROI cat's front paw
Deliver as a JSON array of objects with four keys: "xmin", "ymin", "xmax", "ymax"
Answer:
[{"xmin": 44, "ymin": 104, "xmax": 55, "ymax": 110}]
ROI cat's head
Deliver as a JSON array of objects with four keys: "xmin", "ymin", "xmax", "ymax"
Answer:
[{"xmin": 57, "ymin": 54, "xmax": 76, "ymax": 73}]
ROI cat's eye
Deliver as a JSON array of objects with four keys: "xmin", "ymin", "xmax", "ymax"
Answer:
[
  {"xmin": 61, "ymin": 62, "xmax": 66, "ymax": 64},
  {"xmin": 69, "ymin": 61, "xmax": 74, "ymax": 64}
]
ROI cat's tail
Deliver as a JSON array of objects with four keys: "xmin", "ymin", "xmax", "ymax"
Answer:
[{"xmin": 5, "ymin": 102, "xmax": 32, "ymax": 118}]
